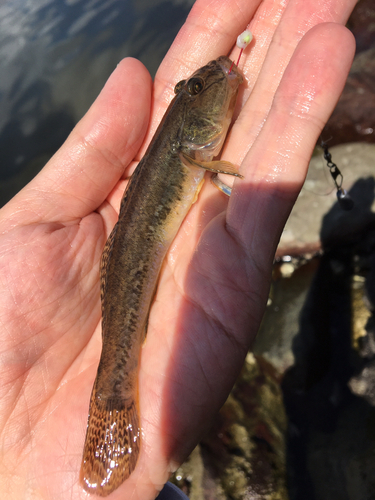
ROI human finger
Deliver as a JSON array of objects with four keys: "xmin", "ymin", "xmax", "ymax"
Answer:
[
  {"xmin": 221, "ymin": 0, "xmax": 357, "ymax": 170},
  {"xmin": 227, "ymin": 23, "xmax": 356, "ymax": 261}
]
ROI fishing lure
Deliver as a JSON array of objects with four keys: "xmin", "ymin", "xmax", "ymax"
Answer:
[
  {"xmin": 212, "ymin": 29, "xmax": 253, "ymax": 197},
  {"xmin": 229, "ymin": 29, "xmax": 252, "ymax": 75}
]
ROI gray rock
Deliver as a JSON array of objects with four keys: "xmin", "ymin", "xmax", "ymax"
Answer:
[{"xmin": 278, "ymin": 143, "xmax": 375, "ymax": 257}]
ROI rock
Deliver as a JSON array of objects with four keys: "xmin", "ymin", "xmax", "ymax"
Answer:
[
  {"xmin": 323, "ymin": 48, "xmax": 375, "ymax": 145},
  {"xmin": 276, "ymin": 250, "xmax": 375, "ymax": 499},
  {"xmin": 254, "ymin": 259, "xmax": 320, "ymax": 373},
  {"xmin": 255, "ymin": 157, "xmax": 375, "ymax": 497},
  {"xmin": 171, "ymin": 354, "xmax": 288, "ymax": 500},
  {"xmin": 349, "ymin": 362, "xmax": 375, "ymax": 406},
  {"xmin": 323, "ymin": 0, "xmax": 375, "ymax": 146},
  {"xmin": 277, "ymin": 143, "xmax": 375, "ymax": 257},
  {"xmin": 347, "ymin": 0, "xmax": 375, "ymax": 53},
  {"xmin": 348, "ymin": 262, "xmax": 375, "ymax": 408},
  {"xmin": 320, "ymin": 177, "xmax": 375, "ymax": 250}
]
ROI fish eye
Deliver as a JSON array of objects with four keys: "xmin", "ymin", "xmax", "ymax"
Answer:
[
  {"xmin": 187, "ymin": 77, "xmax": 204, "ymax": 96},
  {"xmin": 174, "ymin": 80, "xmax": 186, "ymax": 94}
]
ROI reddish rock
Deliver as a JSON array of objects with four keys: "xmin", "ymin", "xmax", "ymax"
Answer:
[
  {"xmin": 347, "ymin": 0, "xmax": 375, "ymax": 53},
  {"xmin": 322, "ymin": 0, "xmax": 375, "ymax": 145},
  {"xmin": 323, "ymin": 48, "xmax": 375, "ymax": 145}
]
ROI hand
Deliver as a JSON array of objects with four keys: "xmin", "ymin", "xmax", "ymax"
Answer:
[{"xmin": 0, "ymin": 0, "xmax": 356, "ymax": 498}]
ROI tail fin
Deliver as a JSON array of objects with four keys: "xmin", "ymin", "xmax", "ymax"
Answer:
[{"xmin": 80, "ymin": 392, "xmax": 141, "ymax": 497}]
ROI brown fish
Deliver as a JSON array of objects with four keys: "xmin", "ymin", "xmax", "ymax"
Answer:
[{"xmin": 80, "ymin": 55, "xmax": 243, "ymax": 496}]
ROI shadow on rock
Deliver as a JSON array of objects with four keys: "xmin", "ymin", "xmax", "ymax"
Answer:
[{"xmin": 282, "ymin": 177, "xmax": 375, "ymax": 500}]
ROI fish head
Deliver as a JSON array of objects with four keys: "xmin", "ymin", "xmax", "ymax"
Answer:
[{"xmin": 175, "ymin": 55, "xmax": 243, "ymax": 161}]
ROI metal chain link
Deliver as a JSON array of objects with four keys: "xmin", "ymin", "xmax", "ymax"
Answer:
[{"xmin": 320, "ymin": 141, "xmax": 354, "ymax": 211}]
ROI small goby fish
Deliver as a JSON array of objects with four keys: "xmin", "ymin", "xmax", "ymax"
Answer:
[{"xmin": 80, "ymin": 55, "xmax": 243, "ymax": 496}]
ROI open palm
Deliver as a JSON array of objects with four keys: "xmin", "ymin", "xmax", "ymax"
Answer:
[{"xmin": 0, "ymin": 0, "xmax": 356, "ymax": 498}]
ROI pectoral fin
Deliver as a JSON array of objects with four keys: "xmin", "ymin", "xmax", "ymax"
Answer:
[
  {"xmin": 211, "ymin": 174, "xmax": 233, "ymax": 196},
  {"xmin": 179, "ymin": 151, "xmax": 243, "ymax": 178}
]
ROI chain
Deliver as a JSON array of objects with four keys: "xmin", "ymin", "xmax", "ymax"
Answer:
[{"xmin": 320, "ymin": 141, "xmax": 354, "ymax": 211}]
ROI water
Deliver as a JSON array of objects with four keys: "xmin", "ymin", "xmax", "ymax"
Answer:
[{"xmin": 0, "ymin": 0, "xmax": 195, "ymax": 205}]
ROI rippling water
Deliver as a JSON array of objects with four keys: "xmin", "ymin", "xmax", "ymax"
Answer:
[{"xmin": 0, "ymin": 0, "xmax": 194, "ymax": 205}]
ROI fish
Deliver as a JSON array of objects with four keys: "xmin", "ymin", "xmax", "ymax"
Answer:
[{"xmin": 80, "ymin": 55, "xmax": 243, "ymax": 496}]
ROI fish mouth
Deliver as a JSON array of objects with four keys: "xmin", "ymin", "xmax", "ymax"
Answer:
[{"xmin": 217, "ymin": 56, "xmax": 243, "ymax": 87}]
